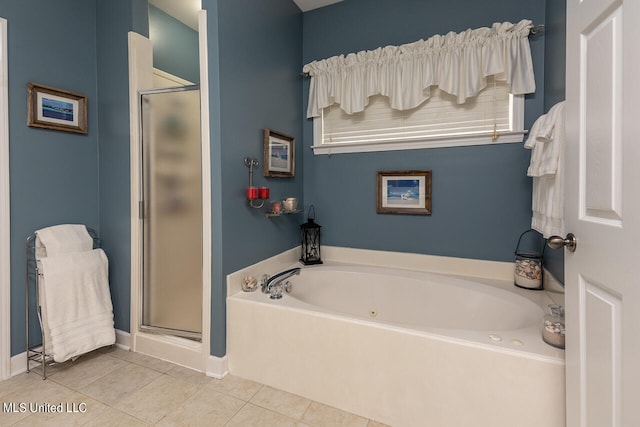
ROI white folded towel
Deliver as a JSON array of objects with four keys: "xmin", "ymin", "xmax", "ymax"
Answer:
[
  {"xmin": 525, "ymin": 101, "xmax": 565, "ymax": 238},
  {"xmin": 524, "ymin": 111, "xmax": 547, "ymax": 150},
  {"xmin": 526, "ymin": 102, "xmax": 565, "ymax": 177},
  {"xmin": 38, "ymin": 249, "xmax": 115, "ymax": 362},
  {"xmin": 35, "ymin": 224, "xmax": 93, "ymax": 256},
  {"xmin": 537, "ymin": 102, "xmax": 564, "ymax": 142}
]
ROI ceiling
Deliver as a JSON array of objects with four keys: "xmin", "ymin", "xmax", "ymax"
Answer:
[
  {"xmin": 148, "ymin": 0, "xmax": 201, "ymax": 30},
  {"xmin": 292, "ymin": 0, "xmax": 343, "ymax": 12},
  {"xmin": 148, "ymin": 0, "xmax": 343, "ymax": 30}
]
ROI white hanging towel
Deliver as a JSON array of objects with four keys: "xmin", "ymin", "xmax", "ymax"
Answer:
[
  {"xmin": 38, "ymin": 249, "xmax": 115, "ymax": 362},
  {"xmin": 525, "ymin": 101, "xmax": 565, "ymax": 238}
]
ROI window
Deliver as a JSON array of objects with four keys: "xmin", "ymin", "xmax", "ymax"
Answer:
[
  {"xmin": 312, "ymin": 77, "xmax": 525, "ymax": 155},
  {"xmin": 304, "ymin": 21, "xmax": 537, "ymax": 154}
]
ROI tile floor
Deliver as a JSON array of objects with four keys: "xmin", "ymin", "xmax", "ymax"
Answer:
[{"xmin": 0, "ymin": 347, "xmax": 390, "ymax": 426}]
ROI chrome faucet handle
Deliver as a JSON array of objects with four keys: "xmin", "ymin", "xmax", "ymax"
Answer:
[
  {"xmin": 259, "ymin": 274, "xmax": 270, "ymax": 293},
  {"xmin": 283, "ymin": 281, "xmax": 293, "ymax": 294},
  {"xmin": 269, "ymin": 283, "xmax": 283, "ymax": 300}
]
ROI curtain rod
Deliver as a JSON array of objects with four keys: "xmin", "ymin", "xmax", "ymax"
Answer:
[
  {"xmin": 529, "ymin": 24, "xmax": 545, "ymax": 37},
  {"xmin": 300, "ymin": 22, "xmax": 544, "ymax": 77}
]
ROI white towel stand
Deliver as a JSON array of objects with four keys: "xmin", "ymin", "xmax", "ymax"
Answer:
[{"xmin": 25, "ymin": 227, "xmax": 101, "ymax": 379}]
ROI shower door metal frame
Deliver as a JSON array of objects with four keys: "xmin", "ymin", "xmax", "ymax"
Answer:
[{"xmin": 138, "ymin": 84, "xmax": 203, "ymax": 342}]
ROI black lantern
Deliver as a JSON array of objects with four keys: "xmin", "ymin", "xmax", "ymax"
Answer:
[{"xmin": 300, "ymin": 205, "xmax": 323, "ymax": 265}]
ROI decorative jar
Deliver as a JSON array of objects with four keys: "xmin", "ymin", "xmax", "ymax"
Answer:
[
  {"xmin": 283, "ymin": 197, "xmax": 298, "ymax": 211},
  {"xmin": 542, "ymin": 304, "xmax": 565, "ymax": 349},
  {"xmin": 514, "ymin": 229, "xmax": 545, "ymax": 290}
]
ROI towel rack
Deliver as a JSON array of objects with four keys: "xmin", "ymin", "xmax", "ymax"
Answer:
[{"xmin": 25, "ymin": 227, "xmax": 100, "ymax": 379}]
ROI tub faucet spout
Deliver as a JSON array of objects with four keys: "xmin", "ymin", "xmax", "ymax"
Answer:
[{"xmin": 262, "ymin": 267, "xmax": 301, "ymax": 298}]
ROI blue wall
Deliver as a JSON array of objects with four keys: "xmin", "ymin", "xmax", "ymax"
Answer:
[
  {"xmin": 149, "ymin": 5, "xmax": 199, "ymax": 84},
  {"xmin": 96, "ymin": 0, "xmax": 148, "ymax": 335},
  {"xmin": 92, "ymin": 0, "xmax": 302, "ymax": 359},
  {"xmin": 2, "ymin": 0, "xmax": 101, "ymax": 355},
  {"xmin": 205, "ymin": 0, "xmax": 303, "ymax": 356},
  {"xmin": 544, "ymin": 0, "xmax": 567, "ymax": 112},
  {"xmin": 541, "ymin": 0, "xmax": 566, "ymax": 283},
  {"xmin": 95, "ymin": 0, "xmax": 302, "ymax": 358},
  {"xmin": 4, "ymin": 0, "xmax": 566, "ymax": 359},
  {"xmin": 302, "ymin": 0, "xmax": 546, "ymax": 263}
]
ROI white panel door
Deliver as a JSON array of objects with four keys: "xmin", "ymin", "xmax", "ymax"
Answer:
[{"xmin": 565, "ymin": 0, "xmax": 640, "ymax": 426}]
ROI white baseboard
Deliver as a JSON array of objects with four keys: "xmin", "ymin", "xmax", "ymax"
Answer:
[
  {"xmin": 7, "ymin": 330, "xmax": 130, "ymax": 379},
  {"xmin": 115, "ymin": 329, "xmax": 131, "ymax": 350},
  {"xmin": 121, "ymin": 328, "xmax": 225, "ymax": 377},
  {"xmin": 206, "ymin": 354, "xmax": 228, "ymax": 379},
  {"xmin": 10, "ymin": 351, "xmax": 27, "ymax": 377},
  {"xmin": 10, "ymin": 350, "xmax": 228, "ymax": 379}
]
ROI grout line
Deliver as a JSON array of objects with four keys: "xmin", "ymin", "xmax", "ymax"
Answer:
[{"xmin": 223, "ymin": 400, "xmax": 248, "ymax": 426}]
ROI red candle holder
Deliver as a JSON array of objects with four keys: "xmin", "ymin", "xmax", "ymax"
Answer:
[
  {"xmin": 246, "ymin": 186, "xmax": 258, "ymax": 200},
  {"xmin": 258, "ymin": 187, "xmax": 270, "ymax": 199}
]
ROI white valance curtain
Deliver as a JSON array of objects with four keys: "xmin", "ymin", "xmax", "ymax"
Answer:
[{"xmin": 303, "ymin": 20, "xmax": 536, "ymax": 118}]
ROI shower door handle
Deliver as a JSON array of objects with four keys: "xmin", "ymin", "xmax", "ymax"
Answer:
[{"xmin": 547, "ymin": 233, "xmax": 577, "ymax": 252}]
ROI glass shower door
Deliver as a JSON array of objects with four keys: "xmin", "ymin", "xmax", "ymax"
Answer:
[{"xmin": 140, "ymin": 86, "xmax": 202, "ymax": 341}]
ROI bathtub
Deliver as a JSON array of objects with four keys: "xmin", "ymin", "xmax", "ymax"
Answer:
[{"xmin": 227, "ymin": 260, "xmax": 565, "ymax": 427}]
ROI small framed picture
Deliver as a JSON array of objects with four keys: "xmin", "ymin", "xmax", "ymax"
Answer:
[
  {"xmin": 376, "ymin": 170, "xmax": 432, "ymax": 215},
  {"xmin": 263, "ymin": 129, "xmax": 295, "ymax": 178},
  {"xmin": 27, "ymin": 82, "xmax": 87, "ymax": 134}
]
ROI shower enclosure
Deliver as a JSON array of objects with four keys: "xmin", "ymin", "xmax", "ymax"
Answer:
[{"xmin": 139, "ymin": 85, "xmax": 202, "ymax": 341}]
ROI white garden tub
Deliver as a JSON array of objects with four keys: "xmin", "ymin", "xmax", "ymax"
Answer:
[{"xmin": 227, "ymin": 262, "xmax": 565, "ymax": 427}]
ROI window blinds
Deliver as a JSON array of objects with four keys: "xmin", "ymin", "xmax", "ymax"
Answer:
[{"xmin": 318, "ymin": 77, "xmax": 514, "ymax": 147}]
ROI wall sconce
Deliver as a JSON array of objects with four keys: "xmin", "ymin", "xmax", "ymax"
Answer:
[{"xmin": 244, "ymin": 157, "xmax": 269, "ymax": 209}]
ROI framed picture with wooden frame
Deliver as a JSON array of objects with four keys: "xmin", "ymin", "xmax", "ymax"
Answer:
[
  {"xmin": 263, "ymin": 128, "xmax": 295, "ymax": 178},
  {"xmin": 27, "ymin": 82, "xmax": 87, "ymax": 134},
  {"xmin": 376, "ymin": 170, "xmax": 432, "ymax": 215}
]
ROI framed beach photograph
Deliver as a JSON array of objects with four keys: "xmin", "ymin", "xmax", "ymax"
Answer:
[
  {"xmin": 263, "ymin": 128, "xmax": 295, "ymax": 178},
  {"xmin": 27, "ymin": 82, "xmax": 87, "ymax": 134},
  {"xmin": 376, "ymin": 170, "xmax": 432, "ymax": 215}
]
